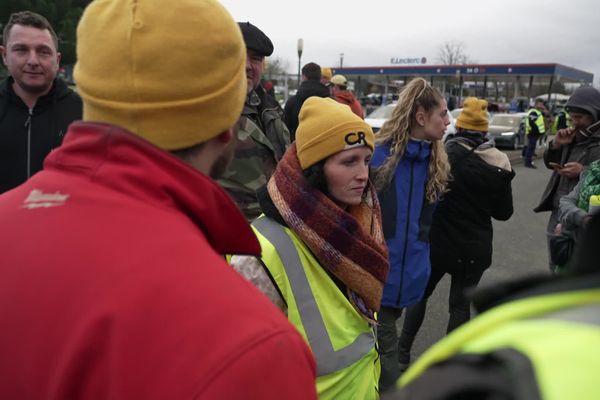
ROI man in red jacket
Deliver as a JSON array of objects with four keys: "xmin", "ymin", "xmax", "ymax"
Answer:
[
  {"xmin": 330, "ymin": 74, "xmax": 364, "ymax": 118},
  {"xmin": 0, "ymin": 1, "xmax": 317, "ymax": 399}
]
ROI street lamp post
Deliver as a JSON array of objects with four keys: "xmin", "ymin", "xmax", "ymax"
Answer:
[
  {"xmin": 340, "ymin": 53, "xmax": 344, "ymax": 69},
  {"xmin": 297, "ymin": 38, "xmax": 304, "ymax": 90}
]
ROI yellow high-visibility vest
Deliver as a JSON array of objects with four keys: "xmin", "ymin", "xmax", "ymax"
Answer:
[
  {"xmin": 401, "ymin": 288, "xmax": 600, "ymax": 400},
  {"xmin": 526, "ymin": 108, "xmax": 546, "ymax": 135},
  {"xmin": 252, "ymin": 216, "xmax": 380, "ymax": 400}
]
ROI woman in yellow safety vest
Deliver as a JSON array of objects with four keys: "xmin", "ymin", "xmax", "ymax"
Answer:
[{"xmin": 231, "ymin": 96, "xmax": 389, "ymax": 399}]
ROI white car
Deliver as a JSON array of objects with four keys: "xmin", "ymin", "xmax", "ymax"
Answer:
[
  {"xmin": 364, "ymin": 103, "xmax": 396, "ymax": 133},
  {"xmin": 365, "ymin": 103, "xmax": 456, "ymax": 141}
]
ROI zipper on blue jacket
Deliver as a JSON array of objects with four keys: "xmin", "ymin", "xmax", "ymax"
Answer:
[{"xmin": 395, "ymin": 157, "xmax": 415, "ymax": 307}]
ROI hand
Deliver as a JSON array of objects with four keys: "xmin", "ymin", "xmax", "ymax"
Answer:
[
  {"xmin": 557, "ymin": 162, "xmax": 583, "ymax": 178},
  {"xmin": 553, "ymin": 128, "xmax": 575, "ymax": 147},
  {"xmin": 554, "ymin": 223, "xmax": 562, "ymax": 234}
]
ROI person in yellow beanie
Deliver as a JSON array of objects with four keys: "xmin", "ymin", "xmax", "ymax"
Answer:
[
  {"xmin": 321, "ymin": 67, "xmax": 333, "ymax": 87},
  {"xmin": 0, "ymin": 1, "xmax": 319, "ymax": 399},
  {"xmin": 455, "ymin": 96, "xmax": 490, "ymax": 132},
  {"xmin": 231, "ymin": 97, "xmax": 389, "ymax": 399},
  {"xmin": 393, "ymin": 96, "xmax": 515, "ymax": 384}
]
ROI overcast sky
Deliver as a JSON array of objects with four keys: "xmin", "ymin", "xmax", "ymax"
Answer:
[{"xmin": 220, "ymin": 0, "xmax": 599, "ymax": 86}]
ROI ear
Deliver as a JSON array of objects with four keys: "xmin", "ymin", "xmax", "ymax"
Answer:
[
  {"xmin": 415, "ymin": 110, "xmax": 426, "ymax": 127},
  {"xmin": 215, "ymin": 129, "xmax": 233, "ymax": 144},
  {"xmin": 56, "ymin": 51, "xmax": 61, "ymax": 66}
]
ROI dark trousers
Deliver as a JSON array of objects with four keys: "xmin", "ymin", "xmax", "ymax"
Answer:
[
  {"xmin": 397, "ymin": 259, "xmax": 486, "ymax": 367},
  {"xmin": 377, "ymin": 306, "xmax": 404, "ymax": 391},
  {"xmin": 523, "ymin": 132, "xmax": 540, "ymax": 165}
]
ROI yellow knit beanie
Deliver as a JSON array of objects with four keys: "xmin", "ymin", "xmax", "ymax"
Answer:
[
  {"xmin": 296, "ymin": 97, "xmax": 374, "ymax": 169},
  {"xmin": 321, "ymin": 68, "xmax": 333, "ymax": 80},
  {"xmin": 74, "ymin": 0, "xmax": 246, "ymax": 150},
  {"xmin": 456, "ymin": 97, "xmax": 489, "ymax": 132}
]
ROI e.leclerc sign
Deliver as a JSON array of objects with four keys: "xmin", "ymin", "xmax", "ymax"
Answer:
[{"xmin": 390, "ymin": 57, "xmax": 427, "ymax": 65}]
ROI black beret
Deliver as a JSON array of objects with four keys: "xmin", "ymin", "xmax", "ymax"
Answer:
[{"xmin": 238, "ymin": 22, "xmax": 273, "ymax": 57}]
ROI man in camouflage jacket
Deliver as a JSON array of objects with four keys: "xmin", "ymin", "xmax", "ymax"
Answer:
[{"xmin": 219, "ymin": 22, "xmax": 290, "ymax": 220}]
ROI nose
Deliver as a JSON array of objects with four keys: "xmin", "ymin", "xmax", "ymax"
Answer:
[
  {"xmin": 356, "ymin": 163, "xmax": 369, "ymax": 182},
  {"xmin": 26, "ymin": 50, "xmax": 40, "ymax": 66}
]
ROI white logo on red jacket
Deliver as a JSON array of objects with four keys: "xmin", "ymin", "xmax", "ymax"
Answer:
[{"xmin": 22, "ymin": 189, "xmax": 70, "ymax": 209}]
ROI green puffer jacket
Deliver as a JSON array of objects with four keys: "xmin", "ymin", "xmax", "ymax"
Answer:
[{"xmin": 559, "ymin": 159, "xmax": 600, "ymax": 241}]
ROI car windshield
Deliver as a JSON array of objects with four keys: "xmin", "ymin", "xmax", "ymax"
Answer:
[
  {"xmin": 491, "ymin": 115, "xmax": 521, "ymax": 127},
  {"xmin": 368, "ymin": 105, "xmax": 395, "ymax": 119}
]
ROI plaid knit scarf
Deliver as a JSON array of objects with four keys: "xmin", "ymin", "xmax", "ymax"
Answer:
[{"xmin": 267, "ymin": 143, "xmax": 389, "ymax": 321}]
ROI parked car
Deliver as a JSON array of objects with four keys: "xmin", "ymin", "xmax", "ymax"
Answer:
[
  {"xmin": 364, "ymin": 103, "xmax": 395, "ymax": 133},
  {"xmin": 365, "ymin": 103, "xmax": 456, "ymax": 141},
  {"xmin": 487, "ymin": 112, "xmax": 527, "ymax": 150}
]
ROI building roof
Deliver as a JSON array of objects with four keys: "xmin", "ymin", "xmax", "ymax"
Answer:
[{"xmin": 331, "ymin": 63, "xmax": 593, "ymax": 84}]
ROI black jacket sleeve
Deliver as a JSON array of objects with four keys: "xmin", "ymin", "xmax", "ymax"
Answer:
[
  {"xmin": 543, "ymin": 141, "xmax": 565, "ymax": 168},
  {"xmin": 557, "ymin": 113, "xmax": 568, "ymax": 130},
  {"xmin": 383, "ymin": 350, "xmax": 542, "ymax": 400},
  {"xmin": 490, "ymin": 170, "xmax": 515, "ymax": 221},
  {"xmin": 527, "ymin": 111, "xmax": 540, "ymax": 136},
  {"xmin": 283, "ymin": 96, "xmax": 298, "ymax": 137}
]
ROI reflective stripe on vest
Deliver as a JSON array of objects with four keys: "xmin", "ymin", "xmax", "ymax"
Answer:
[{"xmin": 252, "ymin": 217, "xmax": 375, "ymax": 376}]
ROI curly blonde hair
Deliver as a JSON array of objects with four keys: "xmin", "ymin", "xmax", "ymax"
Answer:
[{"xmin": 374, "ymin": 78, "xmax": 450, "ymax": 203}]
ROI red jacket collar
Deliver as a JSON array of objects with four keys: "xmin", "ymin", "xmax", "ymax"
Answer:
[{"xmin": 45, "ymin": 121, "xmax": 260, "ymax": 256}]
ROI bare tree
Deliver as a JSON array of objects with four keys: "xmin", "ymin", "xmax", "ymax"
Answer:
[
  {"xmin": 437, "ymin": 41, "xmax": 473, "ymax": 65},
  {"xmin": 264, "ymin": 56, "xmax": 291, "ymax": 80}
]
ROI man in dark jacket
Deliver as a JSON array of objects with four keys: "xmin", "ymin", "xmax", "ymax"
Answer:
[
  {"xmin": 284, "ymin": 62, "xmax": 330, "ymax": 140},
  {"xmin": 0, "ymin": 11, "xmax": 82, "ymax": 193},
  {"xmin": 534, "ymin": 86, "xmax": 600, "ymax": 271},
  {"xmin": 394, "ymin": 98, "xmax": 515, "ymax": 375}
]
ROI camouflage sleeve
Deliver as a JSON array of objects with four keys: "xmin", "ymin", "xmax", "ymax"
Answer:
[
  {"xmin": 218, "ymin": 181, "xmax": 263, "ymax": 220},
  {"xmin": 217, "ymin": 117, "xmax": 277, "ymax": 220},
  {"xmin": 230, "ymin": 255, "xmax": 287, "ymax": 315}
]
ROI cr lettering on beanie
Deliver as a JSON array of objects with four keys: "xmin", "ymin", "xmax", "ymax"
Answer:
[
  {"xmin": 296, "ymin": 97, "xmax": 374, "ymax": 169},
  {"xmin": 74, "ymin": 0, "xmax": 246, "ymax": 150},
  {"xmin": 456, "ymin": 97, "xmax": 489, "ymax": 132}
]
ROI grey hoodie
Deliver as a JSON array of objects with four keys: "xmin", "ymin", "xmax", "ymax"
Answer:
[{"xmin": 566, "ymin": 86, "xmax": 600, "ymax": 121}]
